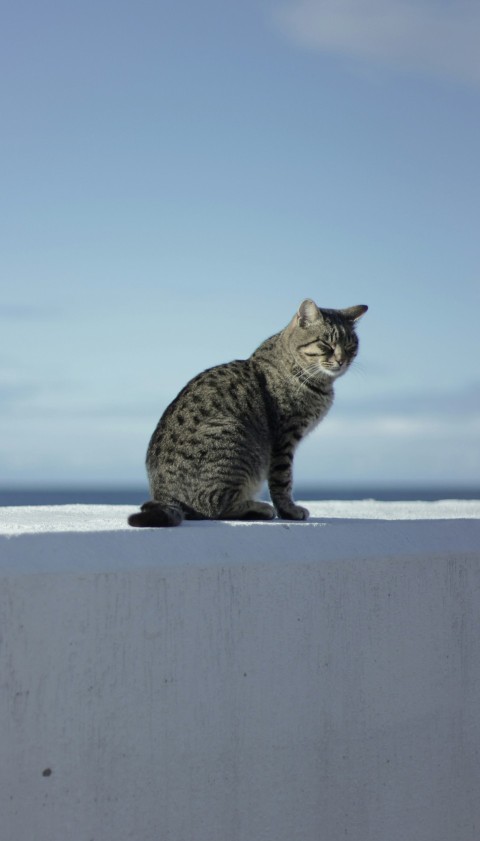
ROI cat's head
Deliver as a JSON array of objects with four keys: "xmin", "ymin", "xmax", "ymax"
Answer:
[{"xmin": 287, "ymin": 299, "xmax": 368, "ymax": 379}]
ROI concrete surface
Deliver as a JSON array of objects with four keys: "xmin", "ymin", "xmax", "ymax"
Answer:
[{"xmin": 1, "ymin": 502, "xmax": 479, "ymax": 841}]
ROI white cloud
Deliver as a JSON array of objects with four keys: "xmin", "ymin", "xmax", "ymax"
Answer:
[
  {"xmin": 292, "ymin": 404, "xmax": 480, "ymax": 485},
  {"xmin": 274, "ymin": 0, "xmax": 480, "ymax": 85},
  {"xmin": 292, "ymin": 381, "xmax": 480, "ymax": 484},
  {"xmin": 317, "ymin": 411, "xmax": 480, "ymax": 440}
]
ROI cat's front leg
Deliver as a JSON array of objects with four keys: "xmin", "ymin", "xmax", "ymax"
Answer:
[{"xmin": 268, "ymin": 448, "xmax": 309, "ymax": 521}]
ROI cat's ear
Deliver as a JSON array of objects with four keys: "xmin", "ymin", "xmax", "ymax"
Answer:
[
  {"xmin": 297, "ymin": 299, "xmax": 321, "ymax": 328},
  {"xmin": 341, "ymin": 305, "xmax": 368, "ymax": 323}
]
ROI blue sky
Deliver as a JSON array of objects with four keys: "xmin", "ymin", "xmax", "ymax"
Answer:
[{"xmin": 1, "ymin": 0, "xmax": 479, "ymax": 489}]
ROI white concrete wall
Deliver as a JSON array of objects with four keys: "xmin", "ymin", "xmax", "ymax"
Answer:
[{"xmin": 1, "ymin": 508, "xmax": 480, "ymax": 841}]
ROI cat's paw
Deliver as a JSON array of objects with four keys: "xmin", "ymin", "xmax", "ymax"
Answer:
[
  {"xmin": 242, "ymin": 501, "xmax": 276, "ymax": 520},
  {"xmin": 277, "ymin": 504, "xmax": 310, "ymax": 521},
  {"xmin": 221, "ymin": 500, "xmax": 276, "ymax": 520}
]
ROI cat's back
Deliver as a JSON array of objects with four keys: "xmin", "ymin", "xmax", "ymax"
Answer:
[
  {"xmin": 164, "ymin": 356, "xmax": 262, "ymax": 416},
  {"xmin": 147, "ymin": 356, "xmax": 268, "ymax": 455}
]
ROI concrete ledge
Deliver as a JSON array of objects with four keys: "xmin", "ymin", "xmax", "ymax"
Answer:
[{"xmin": 1, "ymin": 502, "xmax": 480, "ymax": 841}]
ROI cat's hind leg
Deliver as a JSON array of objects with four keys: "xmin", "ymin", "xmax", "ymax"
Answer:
[
  {"xmin": 128, "ymin": 499, "xmax": 184, "ymax": 528},
  {"xmin": 196, "ymin": 479, "xmax": 275, "ymax": 520},
  {"xmin": 220, "ymin": 499, "xmax": 275, "ymax": 521}
]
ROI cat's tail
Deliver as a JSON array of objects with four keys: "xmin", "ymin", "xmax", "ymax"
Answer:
[{"xmin": 128, "ymin": 500, "xmax": 184, "ymax": 528}]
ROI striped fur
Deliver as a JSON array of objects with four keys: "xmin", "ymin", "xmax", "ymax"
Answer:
[{"xmin": 128, "ymin": 299, "xmax": 367, "ymax": 527}]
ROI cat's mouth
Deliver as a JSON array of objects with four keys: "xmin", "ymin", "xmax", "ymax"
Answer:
[{"xmin": 321, "ymin": 361, "xmax": 348, "ymax": 378}]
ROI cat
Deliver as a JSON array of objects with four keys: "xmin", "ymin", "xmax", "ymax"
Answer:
[{"xmin": 128, "ymin": 299, "xmax": 367, "ymax": 527}]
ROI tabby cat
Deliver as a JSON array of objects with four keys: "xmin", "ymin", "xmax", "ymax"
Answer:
[{"xmin": 128, "ymin": 299, "xmax": 367, "ymax": 527}]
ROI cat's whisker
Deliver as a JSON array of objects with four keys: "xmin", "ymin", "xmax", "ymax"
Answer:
[
  {"xmin": 295, "ymin": 362, "xmax": 319, "ymax": 380},
  {"xmin": 300, "ymin": 367, "xmax": 319, "ymax": 382},
  {"xmin": 350, "ymin": 360, "xmax": 367, "ymax": 380},
  {"xmin": 293, "ymin": 363, "xmax": 320, "ymax": 393}
]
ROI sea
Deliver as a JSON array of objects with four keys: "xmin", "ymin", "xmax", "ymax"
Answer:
[{"xmin": 1, "ymin": 485, "xmax": 479, "ymax": 507}]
